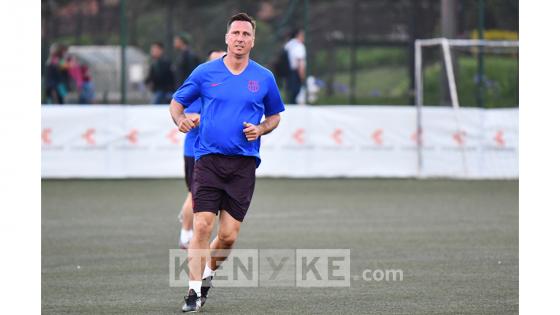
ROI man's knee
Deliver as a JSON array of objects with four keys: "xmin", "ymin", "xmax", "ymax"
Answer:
[
  {"xmin": 193, "ymin": 214, "xmax": 214, "ymax": 237},
  {"xmin": 218, "ymin": 230, "xmax": 238, "ymax": 247}
]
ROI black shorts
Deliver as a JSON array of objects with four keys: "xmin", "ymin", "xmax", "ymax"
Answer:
[
  {"xmin": 192, "ymin": 154, "xmax": 257, "ymax": 222},
  {"xmin": 184, "ymin": 156, "xmax": 195, "ymax": 192}
]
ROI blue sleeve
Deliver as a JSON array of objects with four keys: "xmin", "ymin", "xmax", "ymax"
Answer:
[
  {"xmin": 264, "ymin": 74, "xmax": 285, "ymax": 116},
  {"xmin": 173, "ymin": 66, "xmax": 203, "ymax": 108},
  {"xmin": 185, "ymin": 98, "xmax": 202, "ymax": 114}
]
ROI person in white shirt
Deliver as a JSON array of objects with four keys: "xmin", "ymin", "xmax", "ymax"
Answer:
[{"xmin": 284, "ymin": 28, "xmax": 306, "ymax": 104}]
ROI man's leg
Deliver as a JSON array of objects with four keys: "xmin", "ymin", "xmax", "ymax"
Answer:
[
  {"xmin": 206, "ymin": 156, "xmax": 255, "ymax": 272},
  {"xmin": 192, "ymin": 155, "xmax": 254, "ymax": 309},
  {"xmin": 208, "ymin": 210, "xmax": 241, "ymax": 271},
  {"xmin": 179, "ymin": 193, "xmax": 194, "ymax": 248},
  {"xmin": 188, "ymin": 212, "xmax": 216, "ymax": 288},
  {"xmin": 181, "ymin": 193, "xmax": 194, "ymax": 230},
  {"xmin": 288, "ymin": 70, "xmax": 301, "ymax": 104},
  {"xmin": 198, "ymin": 210, "xmax": 241, "ymax": 306},
  {"xmin": 183, "ymin": 211, "xmax": 215, "ymax": 312},
  {"xmin": 179, "ymin": 155, "xmax": 196, "ymax": 249}
]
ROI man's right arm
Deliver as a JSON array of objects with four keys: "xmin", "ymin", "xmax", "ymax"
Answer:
[
  {"xmin": 170, "ymin": 99, "xmax": 199, "ymax": 133},
  {"xmin": 170, "ymin": 64, "xmax": 203, "ymax": 132},
  {"xmin": 170, "ymin": 99, "xmax": 186, "ymax": 126}
]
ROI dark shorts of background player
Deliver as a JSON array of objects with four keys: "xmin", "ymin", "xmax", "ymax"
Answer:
[
  {"xmin": 192, "ymin": 154, "xmax": 256, "ymax": 222},
  {"xmin": 184, "ymin": 155, "xmax": 196, "ymax": 192}
]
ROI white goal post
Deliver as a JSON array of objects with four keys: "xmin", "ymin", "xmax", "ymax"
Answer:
[{"xmin": 414, "ymin": 38, "xmax": 519, "ymax": 177}]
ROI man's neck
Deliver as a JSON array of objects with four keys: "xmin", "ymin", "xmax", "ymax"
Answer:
[{"xmin": 223, "ymin": 54, "xmax": 249, "ymax": 75}]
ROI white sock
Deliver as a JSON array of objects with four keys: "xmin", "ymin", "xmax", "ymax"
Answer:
[
  {"xmin": 202, "ymin": 264, "xmax": 216, "ymax": 279},
  {"xmin": 180, "ymin": 229, "xmax": 193, "ymax": 244},
  {"xmin": 189, "ymin": 280, "xmax": 202, "ymax": 296}
]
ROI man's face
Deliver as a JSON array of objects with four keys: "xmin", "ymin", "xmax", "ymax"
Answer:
[
  {"xmin": 225, "ymin": 20, "xmax": 255, "ymax": 56},
  {"xmin": 150, "ymin": 45, "xmax": 162, "ymax": 58},
  {"xmin": 173, "ymin": 37, "xmax": 183, "ymax": 50},
  {"xmin": 297, "ymin": 31, "xmax": 305, "ymax": 43}
]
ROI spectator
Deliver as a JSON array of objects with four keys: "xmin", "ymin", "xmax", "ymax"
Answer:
[
  {"xmin": 44, "ymin": 43, "xmax": 69, "ymax": 104},
  {"xmin": 173, "ymin": 33, "xmax": 200, "ymax": 88},
  {"xmin": 67, "ymin": 54, "xmax": 84, "ymax": 92},
  {"xmin": 145, "ymin": 42, "xmax": 175, "ymax": 104},
  {"xmin": 272, "ymin": 41, "xmax": 291, "ymax": 91},
  {"xmin": 284, "ymin": 28, "xmax": 306, "ymax": 104},
  {"xmin": 79, "ymin": 65, "xmax": 95, "ymax": 104}
]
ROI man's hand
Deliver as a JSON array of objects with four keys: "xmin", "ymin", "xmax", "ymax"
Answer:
[
  {"xmin": 170, "ymin": 99, "xmax": 199, "ymax": 133},
  {"xmin": 177, "ymin": 114, "xmax": 200, "ymax": 133},
  {"xmin": 242, "ymin": 114, "xmax": 281, "ymax": 141},
  {"xmin": 243, "ymin": 122, "xmax": 263, "ymax": 141}
]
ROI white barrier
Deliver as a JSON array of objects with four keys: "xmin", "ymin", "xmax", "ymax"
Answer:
[{"xmin": 41, "ymin": 105, "xmax": 518, "ymax": 179}]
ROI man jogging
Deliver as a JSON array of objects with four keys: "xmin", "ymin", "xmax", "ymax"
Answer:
[
  {"xmin": 177, "ymin": 50, "xmax": 226, "ymax": 250},
  {"xmin": 169, "ymin": 13, "xmax": 285, "ymax": 312}
]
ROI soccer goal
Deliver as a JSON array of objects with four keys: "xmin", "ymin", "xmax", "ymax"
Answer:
[{"xmin": 414, "ymin": 38, "xmax": 519, "ymax": 177}]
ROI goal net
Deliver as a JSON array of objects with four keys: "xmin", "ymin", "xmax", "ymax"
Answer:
[{"xmin": 414, "ymin": 38, "xmax": 519, "ymax": 178}]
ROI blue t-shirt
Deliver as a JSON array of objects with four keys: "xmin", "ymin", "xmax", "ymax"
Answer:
[
  {"xmin": 183, "ymin": 99, "xmax": 201, "ymax": 157},
  {"xmin": 173, "ymin": 57, "xmax": 285, "ymax": 167}
]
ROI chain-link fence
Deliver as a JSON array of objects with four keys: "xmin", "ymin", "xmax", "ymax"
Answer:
[{"xmin": 42, "ymin": 0, "xmax": 518, "ymax": 106}]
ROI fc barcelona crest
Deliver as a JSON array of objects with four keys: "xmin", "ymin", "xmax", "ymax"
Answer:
[{"xmin": 248, "ymin": 80, "xmax": 259, "ymax": 93}]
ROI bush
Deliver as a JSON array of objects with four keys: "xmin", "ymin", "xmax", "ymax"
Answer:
[{"xmin": 423, "ymin": 55, "xmax": 518, "ymax": 108}]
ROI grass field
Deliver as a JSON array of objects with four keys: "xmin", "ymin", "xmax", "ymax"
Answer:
[{"xmin": 42, "ymin": 179, "xmax": 518, "ymax": 314}]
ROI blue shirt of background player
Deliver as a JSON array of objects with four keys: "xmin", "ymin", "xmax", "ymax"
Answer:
[
  {"xmin": 183, "ymin": 98, "xmax": 201, "ymax": 157},
  {"xmin": 172, "ymin": 57, "xmax": 285, "ymax": 167}
]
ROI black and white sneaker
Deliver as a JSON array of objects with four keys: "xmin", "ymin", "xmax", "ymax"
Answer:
[
  {"xmin": 182, "ymin": 289, "xmax": 201, "ymax": 312},
  {"xmin": 201, "ymin": 276, "xmax": 213, "ymax": 306}
]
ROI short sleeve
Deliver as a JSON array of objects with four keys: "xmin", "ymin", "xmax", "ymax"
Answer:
[
  {"xmin": 294, "ymin": 44, "xmax": 306, "ymax": 60},
  {"xmin": 264, "ymin": 74, "xmax": 285, "ymax": 116},
  {"xmin": 184, "ymin": 98, "xmax": 202, "ymax": 114},
  {"xmin": 173, "ymin": 66, "xmax": 203, "ymax": 108}
]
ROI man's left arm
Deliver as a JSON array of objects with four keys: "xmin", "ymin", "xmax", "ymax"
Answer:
[
  {"xmin": 243, "ymin": 114, "xmax": 281, "ymax": 142},
  {"xmin": 242, "ymin": 74, "xmax": 285, "ymax": 141}
]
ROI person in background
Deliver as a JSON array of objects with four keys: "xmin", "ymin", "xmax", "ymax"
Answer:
[
  {"xmin": 44, "ymin": 43, "xmax": 69, "ymax": 104},
  {"xmin": 145, "ymin": 42, "xmax": 175, "ymax": 104},
  {"xmin": 79, "ymin": 64, "xmax": 95, "ymax": 104},
  {"xmin": 173, "ymin": 33, "xmax": 201, "ymax": 89},
  {"xmin": 284, "ymin": 28, "xmax": 306, "ymax": 104},
  {"xmin": 67, "ymin": 54, "xmax": 83, "ymax": 93}
]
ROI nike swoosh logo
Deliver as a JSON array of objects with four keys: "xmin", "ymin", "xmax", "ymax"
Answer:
[{"xmin": 210, "ymin": 83, "xmax": 222, "ymax": 87}]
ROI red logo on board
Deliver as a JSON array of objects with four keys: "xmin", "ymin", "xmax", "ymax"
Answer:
[
  {"xmin": 82, "ymin": 128, "xmax": 96, "ymax": 145},
  {"xmin": 411, "ymin": 130, "xmax": 422, "ymax": 145},
  {"xmin": 248, "ymin": 80, "xmax": 259, "ymax": 93},
  {"xmin": 371, "ymin": 129, "xmax": 383, "ymax": 145},
  {"xmin": 331, "ymin": 128, "xmax": 343, "ymax": 145},
  {"xmin": 452, "ymin": 130, "xmax": 466, "ymax": 146},
  {"xmin": 42, "ymin": 128, "xmax": 52, "ymax": 145},
  {"xmin": 127, "ymin": 129, "xmax": 138, "ymax": 144},
  {"xmin": 494, "ymin": 130, "xmax": 505, "ymax": 147},
  {"xmin": 292, "ymin": 128, "xmax": 305, "ymax": 144}
]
